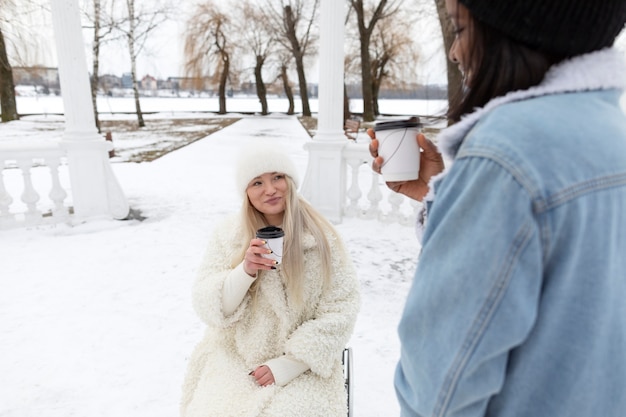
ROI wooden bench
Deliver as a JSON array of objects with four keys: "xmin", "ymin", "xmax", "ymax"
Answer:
[{"xmin": 344, "ymin": 118, "xmax": 360, "ymax": 141}]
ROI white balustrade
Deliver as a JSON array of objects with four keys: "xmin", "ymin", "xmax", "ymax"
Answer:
[
  {"xmin": 340, "ymin": 138, "xmax": 422, "ymax": 226},
  {"xmin": 0, "ymin": 142, "xmax": 72, "ymax": 229}
]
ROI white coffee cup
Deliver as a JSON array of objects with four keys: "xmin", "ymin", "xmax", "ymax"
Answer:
[
  {"xmin": 374, "ymin": 118, "xmax": 421, "ymax": 182},
  {"xmin": 256, "ymin": 226, "xmax": 284, "ymax": 264}
]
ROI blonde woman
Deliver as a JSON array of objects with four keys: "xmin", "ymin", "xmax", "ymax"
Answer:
[{"xmin": 181, "ymin": 145, "xmax": 360, "ymax": 417}]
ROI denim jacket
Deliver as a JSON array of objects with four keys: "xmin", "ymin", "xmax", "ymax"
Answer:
[{"xmin": 395, "ymin": 48, "xmax": 626, "ymax": 417}]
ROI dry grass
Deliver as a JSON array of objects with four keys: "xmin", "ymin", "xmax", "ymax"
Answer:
[{"xmin": 100, "ymin": 117, "xmax": 240, "ymax": 162}]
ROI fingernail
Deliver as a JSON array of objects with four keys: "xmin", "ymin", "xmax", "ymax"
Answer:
[
  {"xmin": 249, "ymin": 370, "xmax": 254, "ymax": 375},
  {"xmin": 268, "ymin": 250, "xmax": 273, "ymax": 254},
  {"xmin": 271, "ymin": 266, "xmax": 276, "ymax": 270}
]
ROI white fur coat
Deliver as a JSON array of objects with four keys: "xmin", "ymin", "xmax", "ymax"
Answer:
[{"xmin": 180, "ymin": 214, "xmax": 360, "ymax": 417}]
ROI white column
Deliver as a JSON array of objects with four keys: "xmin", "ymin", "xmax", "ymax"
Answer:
[
  {"xmin": 300, "ymin": 0, "xmax": 346, "ymax": 223},
  {"xmin": 50, "ymin": 0, "xmax": 129, "ymax": 220}
]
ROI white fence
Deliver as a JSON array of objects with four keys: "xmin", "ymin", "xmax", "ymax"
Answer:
[
  {"xmin": 341, "ymin": 139, "xmax": 421, "ymax": 226},
  {"xmin": 0, "ymin": 137, "xmax": 420, "ymax": 230},
  {"xmin": 0, "ymin": 143, "xmax": 72, "ymax": 230}
]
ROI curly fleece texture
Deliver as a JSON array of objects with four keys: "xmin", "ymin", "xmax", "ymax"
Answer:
[{"xmin": 180, "ymin": 213, "xmax": 361, "ymax": 417}]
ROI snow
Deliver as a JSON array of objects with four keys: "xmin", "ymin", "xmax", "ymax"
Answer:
[{"xmin": 0, "ymin": 96, "xmax": 435, "ymax": 417}]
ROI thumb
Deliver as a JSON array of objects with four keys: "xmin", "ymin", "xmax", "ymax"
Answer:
[{"xmin": 417, "ymin": 133, "xmax": 439, "ymax": 156}]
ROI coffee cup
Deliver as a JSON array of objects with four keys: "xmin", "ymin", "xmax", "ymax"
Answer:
[
  {"xmin": 374, "ymin": 118, "xmax": 422, "ymax": 182},
  {"xmin": 255, "ymin": 226, "xmax": 284, "ymax": 264}
]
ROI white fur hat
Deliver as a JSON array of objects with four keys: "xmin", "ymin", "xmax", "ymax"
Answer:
[{"xmin": 235, "ymin": 143, "xmax": 300, "ymax": 197}]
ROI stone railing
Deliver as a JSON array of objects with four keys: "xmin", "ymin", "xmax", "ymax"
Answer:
[
  {"xmin": 0, "ymin": 142, "xmax": 72, "ymax": 230},
  {"xmin": 341, "ymin": 139, "xmax": 422, "ymax": 226},
  {"xmin": 1, "ymin": 134, "xmax": 419, "ymax": 230}
]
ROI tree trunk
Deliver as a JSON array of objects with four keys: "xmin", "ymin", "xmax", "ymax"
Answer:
[
  {"xmin": 283, "ymin": 5, "xmax": 311, "ymax": 117},
  {"xmin": 352, "ymin": 0, "xmax": 387, "ymax": 122},
  {"xmin": 127, "ymin": 0, "xmax": 145, "ymax": 127},
  {"xmin": 0, "ymin": 27, "xmax": 18, "ymax": 122},
  {"xmin": 293, "ymin": 53, "xmax": 310, "ymax": 116},
  {"xmin": 91, "ymin": 0, "xmax": 102, "ymax": 133},
  {"xmin": 434, "ymin": 0, "xmax": 462, "ymax": 124},
  {"xmin": 372, "ymin": 76, "xmax": 380, "ymax": 116},
  {"xmin": 359, "ymin": 37, "xmax": 374, "ymax": 121},
  {"xmin": 218, "ymin": 55, "xmax": 229, "ymax": 114},
  {"xmin": 254, "ymin": 55, "xmax": 268, "ymax": 115},
  {"xmin": 129, "ymin": 55, "xmax": 145, "ymax": 127},
  {"xmin": 280, "ymin": 64, "xmax": 295, "ymax": 115}
]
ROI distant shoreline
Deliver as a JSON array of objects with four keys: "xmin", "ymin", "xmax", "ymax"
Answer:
[{"xmin": 14, "ymin": 95, "xmax": 448, "ymax": 119}]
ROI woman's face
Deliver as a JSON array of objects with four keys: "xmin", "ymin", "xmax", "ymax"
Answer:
[
  {"xmin": 246, "ymin": 172, "xmax": 288, "ymax": 225},
  {"xmin": 446, "ymin": 0, "xmax": 473, "ymax": 84}
]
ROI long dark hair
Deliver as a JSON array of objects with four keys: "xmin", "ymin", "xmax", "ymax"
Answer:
[{"xmin": 448, "ymin": 9, "xmax": 566, "ymax": 123}]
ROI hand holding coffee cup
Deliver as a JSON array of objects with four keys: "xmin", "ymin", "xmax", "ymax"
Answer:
[
  {"xmin": 255, "ymin": 226, "xmax": 284, "ymax": 265},
  {"xmin": 368, "ymin": 117, "xmax": 444, "ymax": 202}
]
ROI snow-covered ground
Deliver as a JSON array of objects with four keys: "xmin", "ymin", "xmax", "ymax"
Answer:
[{"xmin": 0, "ymin": 96, "xmax": 433, "ymax": 417}]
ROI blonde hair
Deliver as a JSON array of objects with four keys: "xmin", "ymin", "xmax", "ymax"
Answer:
[{"xmin": 232, "ymin": 176, "xmax": 334, "ymax": 309}]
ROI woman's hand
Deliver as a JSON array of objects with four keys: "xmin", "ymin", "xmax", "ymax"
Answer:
[
  {"xmin": 243, "ymin": 238, "xmax": 277, "ymax": 277},
  {"xmin": 249, "ymin": 365, "xmax": 275, "ymax": 387},
  {"xmin": 367, "ymin": 128, "xmax": 445, "ymax": 202}
]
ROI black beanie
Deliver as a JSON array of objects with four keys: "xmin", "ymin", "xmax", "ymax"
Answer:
[{"xmin": 458, "ymin": 0, "xmax": 626, "ymax": 57}]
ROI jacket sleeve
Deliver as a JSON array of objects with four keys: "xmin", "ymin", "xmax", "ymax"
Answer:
[
  {"xmin": 222, "ymin": 263, "xmax": 256, "ymax": 316},
  {"xmin": 192, "ymin": 215, "xmax": 251, "ymax": 328},
  {"xmin": 283, "ymin": 232, "xmax": 361, "ymax": 379},
  {"xmin": 263, "ymin": 354, "xmax": 310, "ymax": 386},
  {"xmin": 395, "ymin": 155, "xmax": 543, "ymax": 417}
]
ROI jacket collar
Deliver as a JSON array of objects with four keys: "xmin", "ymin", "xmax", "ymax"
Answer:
[{"xmin": 425, "ymin": 48, "xmax": 626, "ymax": 203}]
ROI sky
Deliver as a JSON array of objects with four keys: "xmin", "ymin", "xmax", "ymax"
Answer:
[{"xmin": 0, "ymin": 95, "xmax": 432, "ymax": 417}]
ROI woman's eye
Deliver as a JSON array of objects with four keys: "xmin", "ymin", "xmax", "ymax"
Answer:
[{"xmin": 274, "ymin": 174, "xmax": 285, "ymax": 180}]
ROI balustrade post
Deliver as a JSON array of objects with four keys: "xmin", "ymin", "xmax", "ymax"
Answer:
[
  {"xmin": 345, "ymin": 158, "xmax": 363, "ymax": 217},
  {"xmin": 46, "ymin": 157, "xmax": 69, "ymax": 219},
  {"xmin": 16, "ymin": 158, "xmax": 42, "ymax": 225},
  {"xmin": 0, "ymin": 166, "xmax": 15, "ymax": 228},
  {"xmin": 364, "ymin": 172, "xmax": 383, "ymax": 219},
  {"xmin": 383, "ymin": 192, "xmax": 404, "ymax": 223}
]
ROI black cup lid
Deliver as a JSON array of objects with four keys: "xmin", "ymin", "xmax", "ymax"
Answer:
[
  {"xmin": 374, "ymin": 117, "xmax": 421, "ymax": 131},
  {"xmin": 256, "ymin": 226, "xmax": 284, "ymax": 238}
]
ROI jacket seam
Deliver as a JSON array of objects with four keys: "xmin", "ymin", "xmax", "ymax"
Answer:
[
  {"xmin": 456, "ymin": 148, "xmax": 541, "ymax": 204},
  {"xmin": 538, "ymin": 172, "xmax": 626, "ymax": 211}
]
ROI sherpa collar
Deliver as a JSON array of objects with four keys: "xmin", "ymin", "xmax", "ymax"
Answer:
[{"xmin": 426, "ymin": 47, "xmax": 626, "ymax": 203}]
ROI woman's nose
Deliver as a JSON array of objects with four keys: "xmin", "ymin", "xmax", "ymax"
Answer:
[
  {"xmin": 448, "ymin": 46, "xmax": 458, "ymax": 64},
  {"xmin": 264, "ymin": 184, "xmax": 276, "ymax": 194}
]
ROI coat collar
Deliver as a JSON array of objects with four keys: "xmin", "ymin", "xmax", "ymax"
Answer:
[{"xmin": 425, "ymin": 48, "xmax": 626, "ymax": 203}]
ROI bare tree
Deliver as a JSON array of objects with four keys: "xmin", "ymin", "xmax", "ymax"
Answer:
[
  {"xmin": 83, "ymin": 0, "xmax": 118, "ymax": 132},
  {"xmin": 237, "ymin": 0, "xmax": 276, "ymax": 115},
  {"xmin": 263, "ymin": 0, "xmax": 318, "ymax": 117},
  {"xmin": 184, "ymin": 2, "xmax": 235, "ymax": 115},
  {"xmin": 278, "ymin": 52, "xmax": 295, "ymax": 115},
  {"xmin": 369, "ymin": 13, "xmax": 419, "ymax": 115},
  {"xmin": 348, "ymin": 0, "xmax": 403, "ymax": 122},
  {"xmin": 116, "ymin": 0, "xmax": 170, "ymax": 127}
]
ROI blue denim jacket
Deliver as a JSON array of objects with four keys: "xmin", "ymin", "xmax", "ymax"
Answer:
[{"xmin": 395, "ymin": 49, "xmax": 626, "ymax": 417}]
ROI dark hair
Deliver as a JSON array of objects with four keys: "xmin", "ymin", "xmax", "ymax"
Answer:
[{"xmin": 447, "ymin": 13, "xmax": 566, "ymax": 123}]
